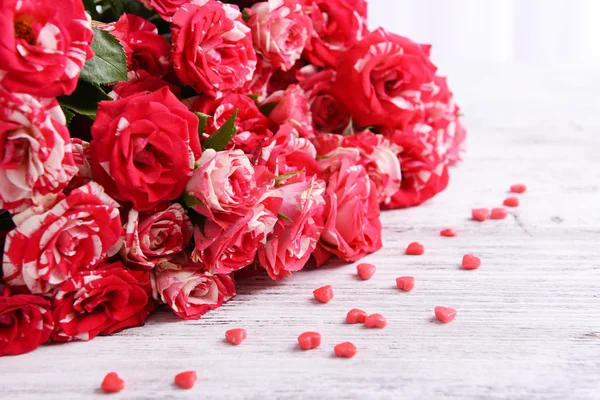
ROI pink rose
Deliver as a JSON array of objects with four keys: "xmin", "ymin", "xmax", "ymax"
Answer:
[
  {"xmin": 192, "ymin": 203, "xmax": 277, "ymax": 274},
  {"xmin": 189, "ymin": 93, "xmax": 273, "ymax": 153},
  {"xmin": 333, "ymin": 28, "xmax": 437, "ymax": 129},
  {"xmin": 0, "ymin": 0, "xmax": 94, "ymax": 97},
  {"xmin": 90, "ymin": 87, "xmax": 201, "ymax": 212},
  {"xmin": 2, "ymin": 182, "xmax": 123, "ymax": 295},
  {"xmin": 303, "ymin": 0, "xmax": 368, "ymax": 68},
  {"xmin": 314, "ymin": 157, "xmax": 382, "ymax": 265},
  {"xmin": 313, "ymin": 133, "xmax": 360, "ymax": 178},
  {"xmin": 99, "ymin": 14, "xmax": 170, "ymax": 77},
  {"xmin": 185, "ymin": 149, "xmax": 272, "ymax": 228},
  {"xmin": 0, "ymin": 292, "xmax": 54, "ymax": 356},
  {"xmin": 65, "ymin": 138, "xmax": 93, "ymax": 193},
  {"xmin": 51, "ymin": 262, "xmax": 153, "ymax": 342},
  {"xmin": 171, "ymin": 2, "xmax": 256, "ymax": 98},
  {"xmin": 248, "ymin": 0, "xmax": 313, "ymax": 71},
  {"xmin": 381, "ymin": 123, "xmax": 450, "ymax": 208},
  {"xmin": 139, "ymin": 0, "xmax": 190, "ymax": 22},
  {"xmin": 256, "ymin": 124, "xmax": 319, "ymax": 177},
  {"xmin": 239, "ymin": 57, "xmax": 273, "ymax": 102},
  {"xmin": 298, "ymin": 67, "xmax": 350, "ymax": 134},
  {"xmin": 267, "ymin": 84, "xmax": 315, "ymax": 139},
  {"xmin": 338, "ymin": 131, "xmax": 402, "ymax": 205},
  {"xmin": 121, "ymin": 203, "xmax": 193, "ymax": 270},
  {"xmin": 152, "ymin": 267, "xmax": 235, "ymax": 320},
  {"xmin": 0, "ymin": 90, "xmax": 77, "ymax": 214},
  {"xmin": 258, "ymin": 175, "xmax": 326, "ymax": 280},
  {"xmin": 425, "ymin": 76, "xmax": 467, "ymax": 165}
]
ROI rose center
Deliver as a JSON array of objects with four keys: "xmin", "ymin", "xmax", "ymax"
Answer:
[
  {"xmin": 14, "ymin": 18, "xmax": 36, "ymax": 46},
  {"xmin": 1, "ymin": 137, "xmax": 29, "ymax": 169},
  {"xmin": 0, "ymin": 314, "xmax": 12, "ymax": 326}
]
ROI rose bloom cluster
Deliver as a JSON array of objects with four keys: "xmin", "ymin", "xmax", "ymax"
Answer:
[{"xmin": 0, "ymin": 0, "xmax": 465, "ymax": 356}]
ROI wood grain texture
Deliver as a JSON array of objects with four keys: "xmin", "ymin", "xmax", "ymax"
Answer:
[{"xmin": 1, "ymin": 64, "xmax": 599, "ymax": 399}]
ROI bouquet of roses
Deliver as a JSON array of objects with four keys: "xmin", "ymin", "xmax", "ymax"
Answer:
[{"xmin": 0, "ymin": 0, "xmax": 466, "ymax": 356}]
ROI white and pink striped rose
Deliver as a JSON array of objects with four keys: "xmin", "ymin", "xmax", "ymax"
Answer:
[
  {"xmin": 0, "ymin": 0, "xmax": 94, "ymax": 97},
  {"xmin": 192, "ymin": 203, "xmax": 278, "ymax": 274},
  {"xmin": 257, "ymin": 124, "xmax": 319, "ymax": 177},
  {"xmin": 303, "ymin": 0, "xmax": 368, "ymax": 68},
  {"xmin": 258, "ymin": 175, "xmax": 326, "ymax": 280},
  {"xmin": 247, "ymin": 0, "xmax": 313, "ymax": 71},
  {"xmin": 121, "ymin": 203, "xmax": 193, "ymax": 270},
  {"xmin": 0, "ymin": 90, "xmax": 77, "ymax": 214},
  {"xmin": 2, "ymin": 182, "xmax": 123, "ymax": 295},
  {"xmin": 171, "ymin": 1, "xmax": 256, "ymax": 98},
  {"xmin": 185, "ymin": 148, "xmax": 272, "ymax": 229},
  {"xmin": 152, "ymin": 266, "xmax": 235, "ymax": 320}
]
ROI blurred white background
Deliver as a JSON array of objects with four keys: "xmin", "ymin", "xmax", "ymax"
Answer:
[{"xmin": 369, "ymin": 0, "xmax": 600, "ymax": 67}]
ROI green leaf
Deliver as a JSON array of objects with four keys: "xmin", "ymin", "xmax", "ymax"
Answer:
[
  {"xmin": 247, "ymin": 93, "xmax": 260, "ymax": 105},
  {"xmin": 275, "ymin": 170, "xmax": 303, "ymax": 185},
  {"xmin": 259, "ymin": 100, "xmax": 280, "ymax": 117},
  {"xmin": 79, "ymin": 27, "xmax": 128, "ymax": 86},
  {"xmin": 61, "ymin": 107, "xmax": 75, "ymax": 126},
  {"xmin": 242, "ymin": 9, "xmax": 252, "ymax": 23},
  {"xmin": 194, "ymin": 112, "xmax": 211, "ymax": 137},
  {"xmin": 202, "ymin": 109, "xmax": 239, "ymax": 151},
  {"xmin": 58, "ymin": 81, "xmax": 112, "ymax": 120},
  {"xmin": 278, "ymin": 212, "xmax": 293, "ymax": 223},
  {"xmin": 181, "ymin": 192, "xmax": 203, "ymax": 208}
]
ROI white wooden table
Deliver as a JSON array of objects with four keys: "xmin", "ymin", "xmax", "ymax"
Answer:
[{"xmin": 1, "ymin": 64, "xmax": 599, "ymax": 399}]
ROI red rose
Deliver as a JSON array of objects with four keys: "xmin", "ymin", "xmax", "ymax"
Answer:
[
  {"xmin": 314, "ymin": 157, "xmax": 382, "ymax": 265},
  {"xmin": 0, "ymin": 90, "xmax": 77, "ymax": 214},
  {"xmin": 99, "ymin": 14, "xmax": 170, "ymax": 77},
  {"xmin": 333, "ymin": 28, "xmax": 437, "ymax": 129},
  {"xmin": 381, "ymin": 123, "xmax": 449, "ymax": 208},
  {"xmin": 258, "ymin": 175, "xmax": 325, "ymax": 280},
  {"xmin": 90, "ymin": 87, "xmax": 201, "ymax": 212},
  {"xmin": 171, "ymin": 2, "xmax": 256, "ymax": 98},
  {"xmin": 0, "ymin": 0, "xmax": 94, "ymax": 97},
  {"xmin": 121, "ymin": 203, "xmax": 193, "ymax": 270},
  {"xmin": 152, "ymin": 267, "xmax": 235, "ymax": 320},
  {"xmin": 298, "ymin": 67, "xmax": 350, "ymax": 134},
  {"xmin": 51, "ymin": 262, "xmax": 153, "ymax": 342},
  {"xmin": 303, "ymin": 0, "xmax": 368, "ymax": 68},
  {"xmin": 256, "ymin": 124, "xmax": 319, "ymax": 177},
  {"xmin": 0, "ymin": 293, "xmax": 54, "ymax": 356},
  {"xmin": 2, "ymin": 183, "xmax": 123, "ymax": 295},
  {"xmin": 189, "ymin": 93, "xmax": 273, "ymax": 153},
  {"xmin": 110, "ymin": 70, "xmax": 182, "ymax": 99},
  {"xmin": 267, "ymin": 85, "xmax": 315, "ymax": 139},
  {"xmin": 139, "ymin": 0, "xmax": 189, "ymax": 22},
  {"xmin": 247, "ymin": 0, "xmax": 313, "ymax": 71},
  {"xmin": 192, "ymin": 203, "xmax": 277, "ymax": 274}
]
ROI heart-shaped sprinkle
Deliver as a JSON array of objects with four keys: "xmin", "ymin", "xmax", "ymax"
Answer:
[
  {"xmin": 435, "ymin": 306, "xmax": 457, "ymax": 323},
  {"xmin": 462, "ymin": 254, "xmax": 481, "ymax": 270},
  {"xmin": 101, "ymin": 372, "xmax": 125, "ymax": 394}
]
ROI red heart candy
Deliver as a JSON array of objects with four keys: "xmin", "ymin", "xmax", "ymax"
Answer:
[
  {"xmin": 462, "ymin": 254, "xmax": 481, "ymax": 270},
  {"xmin": 174, "ymin": 371, "xmax": 197, "ymax": 390},
  {"xmin": 101, "ymin": 372, "xmax": 125, "ymax": 393},
  {"xmin": 435, "ymin": 306, "xmax": 457, "ymax": 323}
]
